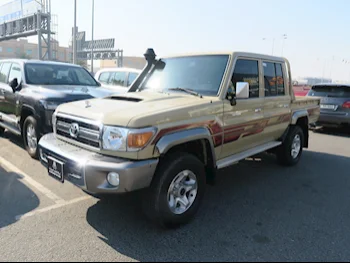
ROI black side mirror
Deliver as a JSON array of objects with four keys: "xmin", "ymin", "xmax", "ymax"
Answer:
[
  {"xmin": 9, "ymin": 78, "xmax": 19, "ymax": 93},
  {"xmin": 227, "ymin": 91, "xmax": 237, "ymax": 106}
]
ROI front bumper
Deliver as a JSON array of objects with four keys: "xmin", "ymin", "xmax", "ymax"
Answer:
[
  {"xmin": 316, "ymin": 112, "xmax": 350, "ymax": 127},
  {"xmin": 38, "ymin": 134, "xmax": 159, "ymax": 195}
]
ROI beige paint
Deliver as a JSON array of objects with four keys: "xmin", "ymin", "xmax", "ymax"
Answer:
[{"xmin": 55, "ymin": 52, "xmax": 320, "ymax": 161}]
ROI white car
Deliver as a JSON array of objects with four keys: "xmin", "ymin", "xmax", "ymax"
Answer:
[{"xmin": 95, "ymin": 67, "xmax": 141, "ymax": 92}]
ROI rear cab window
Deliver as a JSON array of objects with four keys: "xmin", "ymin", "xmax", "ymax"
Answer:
[{"xmin": 263, "ymin": 62, "xmax": 286, "ymax": 97}]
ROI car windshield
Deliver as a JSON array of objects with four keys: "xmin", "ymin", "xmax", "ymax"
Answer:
[
  {"xmin": 25, "ymin": 63, "xmax": 99, "ymax": 87},
  {"xmin": 142, "ymin": 55, "xmax": 230, "ymax": 96},
  {"xmin": 309, "ymin": 85, "xmax": 350, "ymax": 98}
]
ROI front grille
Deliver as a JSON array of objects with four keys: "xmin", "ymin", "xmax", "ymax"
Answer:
[{"xmin": 56, "ymin": 116, "xmax": 101, "ymax": 149}]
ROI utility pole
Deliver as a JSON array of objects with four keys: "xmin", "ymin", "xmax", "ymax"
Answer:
[
  {"xmin": 73, "ymin": 0, "xmax": 77, "ymax": 64},
  {"xmin": 91, "ymin": 0, "xmax": 95, "ymax": 73},
  {"xmin": 281, "ymin": 34, "xmax": 288, "ymax": 56}
]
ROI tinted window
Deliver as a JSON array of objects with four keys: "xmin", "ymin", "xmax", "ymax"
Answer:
[
  {"xmin": 232, "ymin": 59, "xmax": 260, "ymax": 98},
  {"xmin": 263, "ymin": 62, "xmax": 277, "ymax": 97},
  {"xmin": 8, "ymin": 63, "xmax": 22, "ymax": 83},
  {"xmin": 0, "ymin": 62, "xmax": 12, "ymax": 83},
  {"xmin": 25, "ymin": 63, "xmax": 98, "ymax": 86},
  {"xmin": 98, "ymin": 72, "xmax": 111, "ymax": 84},
  {"xmin": 275, "ymin": 63, "xmax": 285, "ymax": 95},
  {"xmin": 110, "ymin": 72, "xmax": 127, "ymax": 86},
  {"xmin": 309, "ymin": 85, "xmax": 350, "ymax": 98},
  {"xmin": 143, "ymin": 55, "xmax": 229, "ymax": 96},
  {"xmin": 127, "ymin": 72, "xmax": 138, "ymax": 86}
]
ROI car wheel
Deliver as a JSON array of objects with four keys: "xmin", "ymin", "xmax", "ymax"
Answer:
[
  {"xmin": 277, "ymin": 126, "xmax": 304, "ymax": 166},
  {"xmin": 0, "ymin": 126, "xmax": 4, "ymax": 135},
  {"xmin": 143, "ymin": 152, "xmax": 206, "ymax": 229},
  {"xmin": 23, "ymin": 116, "xmax": 40, "ymax": 159}
]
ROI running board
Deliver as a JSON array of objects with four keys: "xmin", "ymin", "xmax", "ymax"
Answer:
[
  {"xmin": 217, "ymin": 141, "xmax": 282, "ymax": 170},
  {"xmin": 0, "ymin": 121, "xmax": 21, "ymax": 136}
]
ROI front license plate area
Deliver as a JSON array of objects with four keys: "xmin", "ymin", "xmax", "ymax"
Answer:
[{"xmin": 48, "ymin": 156, "xmax": 64, "ymax": 183}]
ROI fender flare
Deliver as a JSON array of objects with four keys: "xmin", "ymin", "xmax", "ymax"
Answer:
[
  {"xmin": 155, "ymin": 127, "xmax": 217, "ymax": 165},
  {"xmin": 291, "ymin": 110, "xmax": 309, "ymax": 125}
]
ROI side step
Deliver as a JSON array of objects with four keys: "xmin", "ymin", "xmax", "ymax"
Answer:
[
  {"xmin": 0, "ymin": 121, "xmax": 21, "ymax": 136},
  {"xmin": 217, "ymin": 141, "xmax": 282, "ymax": 170}
]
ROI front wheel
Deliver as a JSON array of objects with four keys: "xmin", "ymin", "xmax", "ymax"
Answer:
[
  {"xmin": 277, "ymin": 126, "xmax": 304, "ymax": 166},
  {"xmin": 23, "ymin": 116, "xmax": 40, "ymax": 159},
  {"xmin": 0, "ymin": 126, "xmax": 4, "ymax": 135},
  {"xmin": 143, "ymin": 152, "xmax": 206, "ymax": 229}
]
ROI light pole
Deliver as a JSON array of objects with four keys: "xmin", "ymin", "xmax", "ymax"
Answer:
[
  {"xmin": 262, "ymin": 37, "xmax": 275, "ymax": 56},
  {"xmin": 281, "ymin": 34, "xmax": 288, "ymax": 56},
  {"xmin": 73, "ymin": 0, "xmax": 77, "ymax": 64},
  {"xmin": 91, "ymin": 0, "xmax": 95, "ymax": 73}
]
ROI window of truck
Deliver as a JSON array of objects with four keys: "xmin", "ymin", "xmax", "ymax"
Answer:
[{"xmin": 142, "ymin": 55, "xmax": 230, "ymax": 97}]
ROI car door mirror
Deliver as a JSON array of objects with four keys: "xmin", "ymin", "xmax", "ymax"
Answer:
[
  {"xmin": 236, "ymin": 82, "xmax": 250, "ymax": 99},
  {"xmin": 9, "ymin": 78, "xmax": 19, "ymax": 93}
]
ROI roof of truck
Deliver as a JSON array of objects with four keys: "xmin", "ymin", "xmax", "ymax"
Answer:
[
  {"xmin": 0, "ymin": 59, "xmax": 81, "ymax": 68},
  {"xmin": 161, "ymin": 51, "xmax": 287, "ymax": 62}
]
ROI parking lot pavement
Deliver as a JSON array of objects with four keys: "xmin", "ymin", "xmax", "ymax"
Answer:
[{"xmin": 0, "ymin": 129, "xmax": 350, "ymax": 262}]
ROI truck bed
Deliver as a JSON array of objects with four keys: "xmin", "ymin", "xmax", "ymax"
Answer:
[{"xmin": 292, "ymin": 97, "xmax": 321, "ymax": 124}]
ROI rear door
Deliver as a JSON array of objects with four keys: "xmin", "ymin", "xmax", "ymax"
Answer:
[
  {"xmin": 0, "ymin": 62, "xmax": 14, "ymax": 120},
  {"xmin": 262, "ymin": 61, "xmax": 291, "ymax": 141},
  {"xmin": 308, "ymin": 85, "xmax": 350, "ymax": 118}
]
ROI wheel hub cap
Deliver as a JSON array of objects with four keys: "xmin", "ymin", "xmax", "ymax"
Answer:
[
  {"xmin": 26, "ymin": 124, "xmax": 37, "ymax": 151},
  {"xmin": 291, "ymin": 134, "xmax": 301, "ymax": 159},
  {"xmin": 167, "ymin": 170, "xmax": 198, "ymax": 215}
]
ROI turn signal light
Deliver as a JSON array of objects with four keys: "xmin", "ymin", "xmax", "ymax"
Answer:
[
  {"xmin": 128, "ymin": 132, "xmax": 154, "ymax": 148},
  {"xmin": 342, "ymin": 101, "xmax": 350, "ymax": 109}
]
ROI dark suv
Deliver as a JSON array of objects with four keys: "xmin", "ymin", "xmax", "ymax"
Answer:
[
  {"xmin": 307, "ymin": 84, "xmax": 350, "ymax": 128},
  {"xmin": 0, "ymin": 59, "xmax": 114, "ymax": 158}
]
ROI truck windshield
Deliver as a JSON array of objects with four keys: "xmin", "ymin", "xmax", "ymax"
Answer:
[
  {"xmin": 25, "ymin": 63, "xmax": 99, "ymax": 87},
  {"xmin": 309, "ymin": 85, "xmax": 350, "ymax": 98},
  {"xmin": 142, "ymin": 55, "xmax": 230, "ymax": 96}
]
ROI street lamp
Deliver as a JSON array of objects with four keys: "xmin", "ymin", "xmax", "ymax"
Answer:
[
  {"xmin": 262, "ymin": 37, "xmax": 275, "ymax": 56},
  {"xmin": 91, "ymin": 0, "xmax": 95, "ymax": 73},
  {"xmin": 281, "ymin": 34, "xmax": 288, "ymax": 56},
  {"xmin": 73, "ymin": 0, "xmax": 77, "ymax": 64}
]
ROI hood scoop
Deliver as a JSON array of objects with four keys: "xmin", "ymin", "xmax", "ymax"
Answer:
[{"xmin": 109, "ymin": 96, "xmax": 143, "ymax": 102}]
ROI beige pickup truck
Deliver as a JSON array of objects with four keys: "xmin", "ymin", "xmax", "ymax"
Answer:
[{"xmin": 38, "ymin": 49, "xmax": 320, "ymax": 228}]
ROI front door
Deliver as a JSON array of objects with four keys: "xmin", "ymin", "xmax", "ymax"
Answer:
[
  {"xmin": 221, "ymin": 58, "xmax": 266, "ymax": 158},
  {"xmin": 5, "ymin": 63, "xmax": 23, "ymax": 125}
]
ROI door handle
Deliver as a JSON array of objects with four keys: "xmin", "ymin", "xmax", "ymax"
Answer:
[{"xmin": 255, "ymin": 108, "xmax": 262, "ymax": 113}]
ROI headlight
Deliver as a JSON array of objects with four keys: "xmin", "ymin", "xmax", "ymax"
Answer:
[
  {"xmin": 41, "ymin": 100, "xmax": 61, "ymax": 110},
  {"xmin": 102, "ymin": 126, "xmax": 156, "ymax": 152}
]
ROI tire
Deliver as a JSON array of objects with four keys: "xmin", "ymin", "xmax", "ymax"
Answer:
[
  {"xmin": 23, "ymin": 116, "xmax": 40, "ymax": 159},
  {"xmin": 0, "ymin": 126, "xmax": 4, "ymax": 135},
  {"xmin": 143, "ymin": 152, "xmax": 206, "ymax": 229},
  {"xmin": 277, "ymin": 126, "xmax": 304, "ymax": 166}
]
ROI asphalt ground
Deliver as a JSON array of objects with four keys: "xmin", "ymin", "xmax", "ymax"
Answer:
[{"xmin": 0, "ymin": 128, "xmax": 350, "ymax": 262}]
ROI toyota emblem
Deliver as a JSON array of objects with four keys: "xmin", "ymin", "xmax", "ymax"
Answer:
[{"xmin": 69, "ymin": 123, "xmax": 80, "ymax": 138}]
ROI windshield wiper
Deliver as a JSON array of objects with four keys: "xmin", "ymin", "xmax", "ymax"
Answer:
[{"xmin": 168, "ymin": 87, "xmax": 203, "ymax": 98}]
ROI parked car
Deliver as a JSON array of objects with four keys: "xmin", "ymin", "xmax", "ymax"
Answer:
[
  {"xmin": 307, "ymin": 84, "xmax": 350, "ymax": 128},
  {"xmin": 0, "ymin": 59, "xmax": 115, "ymax": 158},
  {"xmin": 94, "ymin": 67, "xmax": 141, "ymax": 92},
  {"xmin": 38, "ymin": 49, "xmax": 320, "ymax": 228}
]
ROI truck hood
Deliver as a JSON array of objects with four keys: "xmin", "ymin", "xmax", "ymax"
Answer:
[
  {"xmin": 28, "ymin": 84, "xmax": 115, "ymax": 102},
  {"xmin": 56, "ymin": 91, "xmax": 211, "ymax": 127}
]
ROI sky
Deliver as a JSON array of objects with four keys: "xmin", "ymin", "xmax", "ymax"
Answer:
[{"xmin": 2, "ymin": 0, "xmax": 350, "ymax": 81}]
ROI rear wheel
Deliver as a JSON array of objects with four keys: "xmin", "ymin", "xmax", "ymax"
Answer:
[
  {"xmin": 23, "ymin": 116, "xmax": 40, "ymax": 159},
  {"xmin": 143, "ymin": 152, "xmax": 206, "ymax": 229},
  {"xmin": 0, "ymin": 127, "xmax": 4, "ymax": 135},
  {"xmin": 277, "ymin": 126, "xmax": 304, "ymax": 166}
]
